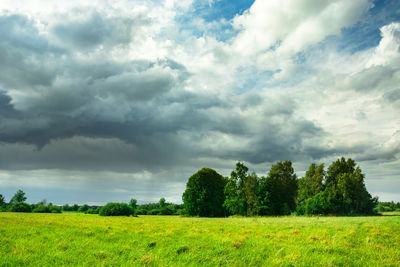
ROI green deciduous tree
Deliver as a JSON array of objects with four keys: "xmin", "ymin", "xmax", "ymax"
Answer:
[
  {"xmin": 223, "ymin": 162, "xmax": 248, "ymax": 216},
  {"xmin": 129, "ymin": 198, "xmax": 137, "ymax": 212},
  {"xmin": 261, "ymin": 161, "xmax": 298, "ymax": 215},
  {"xmin": 257, "ymin": 175, "xmax": 271, "ymax": 215},
  {"xmin": 336, "ymin": 167, "xmax": 377, "ymax": 215},
  {"xmin": 300, "ymin": 158, "xmax": 377, "ymax": 215},
  {"xmin": 297, "ymin": 163, "xmax": 325, "ymax": 213},
  {"xmin": 244, "ymin": 172, "xmax": 259, "ymax": 216},
  {"xmin": 325, "ymin": 157, "xmax": 355, "ymax": 188},
  {"xmin": 78, "ymin": 204, "xmax": 89, "ymax": 212},
  {"xmin": 10, "ymin": 202, "xmax": 31, "ymax": 212},
  {"xmin": 182, "ymin": 168, "xmax": 227, "ymax": 217},
  {"xmin": 159, "ymin": 198, "xmax": 166, "ymax": 208},
  {"xmin": 10, "ymin": 189, "xmax": 27, "ymax": 204},
  {"xmin": 298, "ymin": 163, "xmax": 324, "ymax": 202},
  {"xmin": 0, "ymin": 194, "xmax": 5, "ymax": 207}
]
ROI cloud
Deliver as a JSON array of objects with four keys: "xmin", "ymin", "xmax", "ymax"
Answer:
[
  {"xmin": 50, "ymin": 9, "xmax": 152, "ymax": 51},
  {"xmin": 230, "ymin": 0, "xmax": 372, "ymax": 77},
  {"xmin": 0, "ymin": 0, "xmax": 399, "ymax": 203},
  {"xmin": 367, "ymin": 22, "xmax": 400, "ymax": 67}
]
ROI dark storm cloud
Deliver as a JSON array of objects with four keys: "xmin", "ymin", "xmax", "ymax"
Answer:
[
  {"xmin": 207, "ymin": 112, "xmax": 327, "ymax": 164},
  {"xmin": 355, "ymin": 131, "xmax": 400, "ymax": 162},
  {"xmin": 0, "ymin": 15, "xmax": 60, "ymax": 89},
  {"xmin": 0, "ymin": 14, "xmax": 52, "ymax": 54},
  {"xmin": 0, "ymin": 92, "xmax": 19, "ymax": 117}
]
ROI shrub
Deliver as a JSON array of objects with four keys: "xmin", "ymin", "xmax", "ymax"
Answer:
[
  {"xmin": 147, "ymin": 209, "xmax": 161, "ymax": 215},
  {"xmin": 135, "ymin": 209, "xmax": 147, "ymax": 215},
  {"xmin": 50, "ymin": 206, "xmax": 62, "ymax": 213},
  {"xmin": 78, "ymin": 204, "xmax": 90, "ymax": 212},
  {"xmin": 85, "ymin": 208, "xmax": 100, "ymax": 214},
  {"xmin": 175, "ymin": 209, "xmax": 185, "ymax": 215},
  {"xmin": 32, "ymin": 205, "xmax": 62, "ymax": 213},
  {"xmin": 33, "ymin": 205, "xmax": 51, "ymax": 213},
  {"xmin": 10, "ymin": 202, "xmax": 32, "ymax": 212},
  {"xmin": 159, "ymin": 206, "xmax": 174, "ymax": 215},
  {"xmin": 99, "ymin": 203, "xmax": 134, "ymax": 216}
]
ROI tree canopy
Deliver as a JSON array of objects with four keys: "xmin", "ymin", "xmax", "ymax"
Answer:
[
  {"xmin": 10, "ymin": 189, "xmax": 27, "ymax": 204},
  {"xmin": 0, "ymin": 194, "xmax": 5, "ymax": 207},
  {"xmin": 224, "ymin": 162, "xmax": 249, "ymax": 216},
  {"xmin": 259, "ymin": 161, "xmax": 298, "ymax": 215},
  {"xmin": 297, "ymin": 158, "xmax": 377, "ymax": 215},
  {"xmin": 10, "ymin": 202, "xmax": 31, "ymax": 212},
  {"xmin": 183, "ymin": 157, "xmax": 377, "ymax": 217},
  {"xmin": 182, "ymin": 168, "xmax": 227, "ymax": 217}
]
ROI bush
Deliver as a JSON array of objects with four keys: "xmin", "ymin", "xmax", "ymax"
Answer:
[
  {"xmin": 85, "ymin": 207, "xmax": 100, "ymax": 214},
  {"xmin": 32, "ymin": 205, "xmax": 62, "ymax": 213},
  {"xmin": 99, "ymin": 203, "xmax": 134, "ymax": 216},
  {"xmin": 147, "ymin": 209, "xmax": 161, "ymax": 215},
  {"xmin": 159, "ymin": 206, "xmax": 174, "ymax": 215},
  {"xmin": 78, "ymin": 204, "xmax": 90, "ymax": 212},
  {"xmin": 50, "ymin": 206, "xmax": 62, "ymax": 213},
  {"xmin": 33, "ymin": 205, "xmax": 51, "ymax": 213},
  {"xmin": 10, "ymin": 202, "xmax": 32, "ymax": 212},
  {"xmin": 175, "ymin": 209, "xmax": 185, "ymax": 215},
  {"xmin": 135, "ymin": 209, "xmax": 146, "ymax": 215}
]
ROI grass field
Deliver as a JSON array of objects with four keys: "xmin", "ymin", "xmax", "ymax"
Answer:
[{"xmin": 0, "ymin": 213, "xmax": 399, "ymax": 266}]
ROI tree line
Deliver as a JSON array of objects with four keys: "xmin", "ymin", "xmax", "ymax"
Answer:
[
  {"xmin": 0, "ymin": 191, "xmax": 184, "ymax": 216},
  {"xmin": 182, "ymin": 157, "xmax": 379, "ymax": 217},
  {"xmin": 375, "ymin": 201, "xmax": 400, "ymax": 212},
  {"xmin": 0, "ymin": 190, "xmax": 61, "ymax": 213},
  {"xmin": 0, "ymin": 157, "xmax": 389, "ymax": 217}
]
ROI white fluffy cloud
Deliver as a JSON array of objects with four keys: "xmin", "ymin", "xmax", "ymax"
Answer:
[{"xmin": 231, "ymin": 0, "xmax": 372, "ymax": 74}]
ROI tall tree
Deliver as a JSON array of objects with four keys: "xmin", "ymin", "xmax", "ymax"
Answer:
[
  {"xmin": 158, "ymin": 198, "xmax": 166, "ymax": 208},
  {"xmin": 129, "ymin": 198, "xmax": 137, "ymax": 212},
  {"xmin": 297, "ymin": 163, "xmax": 324, "ymax": 205},
  {"xmin": 10, "ymin": 189, "xmax": 27, "ymax": 204},
  {"xmin": 262, "ymin": 161, "xmax": 298, "ymax": 215},
  {"xmin": 336, "ymin": 167, "xmax": 377, "ymax": 214},
  {"xmin": 182, "ymin": 168, "xmax": 227, "ymax": 217},
  {"xmin": 223, "ymin": 162, "xmax": 248, "ymax": 216},
  {"xmin": 0, "ymin": 194, "xmax": 5, "ymax": 207},
  {"xmin": 244, "ymin": 172, "xmax": 259, "ymax": 216},
  {"xmin": 325, "ymin": 157, "xmax": 355, "ymax": 188},
  {"xmin": 257, "ymin": 176, "xmax": 271, "ymax": 215},
  {"xmin": 303, "ymin": 158, "xmax": 377, "ymax": 215}
]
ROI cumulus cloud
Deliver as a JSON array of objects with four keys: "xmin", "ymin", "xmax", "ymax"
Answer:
[{"xmin": 230, "ymin": 0, "xmax": 372, "ymax": 77}]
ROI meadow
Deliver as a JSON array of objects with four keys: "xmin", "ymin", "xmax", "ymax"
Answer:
[{"xmin": 0, "ymin": 213, "xmax": 399, "ymax": 266}]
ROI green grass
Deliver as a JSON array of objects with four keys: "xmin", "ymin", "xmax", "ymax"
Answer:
[{"xmin": 0, "ymin": 212, "xmax": 399, "ymax": 266}]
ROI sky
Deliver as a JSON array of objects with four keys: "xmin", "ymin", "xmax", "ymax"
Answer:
[{"xmin": 0, "ymin": 0, "xmax": 399, "ymax": 205}]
